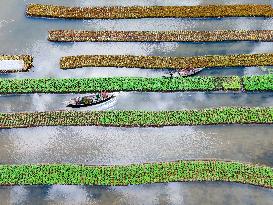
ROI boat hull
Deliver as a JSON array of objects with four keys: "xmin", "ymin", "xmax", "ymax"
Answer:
[{"xmin": 67, "ymin": 95, "xmax": 115, "ymax": 108}]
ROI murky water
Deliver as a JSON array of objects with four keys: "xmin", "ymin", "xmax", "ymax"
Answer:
[
  {"xmin": 0, "ymin": 183, "xmax": 273, "ymax": 205},
  {"xmin": 1, "ymin": 92, "xmax": 273, "ymax": 113},
  {"xmin": 1, "ymin": 125, "xmax": 273, "ymax": 166},
  {"xmin": 0, "ymin": 0, "xmax": 273, "ymax": 204}
]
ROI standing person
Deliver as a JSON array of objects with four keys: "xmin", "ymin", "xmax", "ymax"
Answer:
[
  {"xmin": 101, "ymin": 91, "xmax": 108, "ymax": 99},
  {"xmin": 96, "ymin": 92, "xmax": 100, "ymax": 101},
  {"xmin": 104, "ymin": 91, "xmax": 108, "ymax": 98},
  {"xmin": 75, "ymin": 97, "xmax": 81, "ymax": 105},
  {"xmin": 169, "ymin": 72, "xmax": 174, "ymax": 79}
]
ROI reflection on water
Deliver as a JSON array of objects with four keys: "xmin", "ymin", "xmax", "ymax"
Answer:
[
  {"xmin": 0, "ymin": 183, "xmax": 272, "ymax": 205},
  {"xmin": 1, "ymin": 0, "xmax": 273, "ymax": 204},
  {"xmin": 0, "ymin": 125, "xmax": 272, "ymax": 166}
]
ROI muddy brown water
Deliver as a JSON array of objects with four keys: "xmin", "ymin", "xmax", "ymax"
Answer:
[{"xmin": 0, "ymin": 0, "xmax": 273, "ymax": 204}]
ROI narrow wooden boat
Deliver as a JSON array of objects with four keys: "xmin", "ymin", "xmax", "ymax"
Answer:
[
  {"xmin": 66, "ymin": 94, "xmax": 115, "ymax": 108},
  {"xmin": 178, "ymin": 68, "xmax": 203, "ymax": 76},
  {"xmin": 163, "ymin": 68, "xmax": 203, "ymax": 78}
]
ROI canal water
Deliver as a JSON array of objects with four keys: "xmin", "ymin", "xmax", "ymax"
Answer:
[{"xmin": 0, "ymin": 0, "xmax": 273, "ymax": 204}]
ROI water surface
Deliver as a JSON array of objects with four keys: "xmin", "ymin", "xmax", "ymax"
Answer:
[
  {"xmin": 0, "ymin": 0, "xmax": 272, "ymax": 204},
  {"xmin": 0, "ymin": 183, "xmax": 273, "ymax": 205}
]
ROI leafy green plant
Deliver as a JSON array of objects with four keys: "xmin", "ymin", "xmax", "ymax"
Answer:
[
  {"xmin": 222, "ymin": 76, "xmax": 241, "ymax": 90},
  {"xmin": 0, "ymin": 107, "xmax": 272, "ymax": 128},
  {"xmin": 0, "ymin": 160, "xmax": 272, "ymax": 188},
  {"xmin": 0, "ymin": 75, "xmax": 272, "ymax": 94},
  {"xmin": 243, "ymin": 75, "xmax": 273, "ymax": 91}
]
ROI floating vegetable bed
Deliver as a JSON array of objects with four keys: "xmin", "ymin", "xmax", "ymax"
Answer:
[
  {"xmin": 0, "ymin": 160, "xmax": 272, "ymax": 188},
  {"xmin": 0, "ymin": 75, "xmax": 272, "ymax": 94},
  {"xmin": 0, "ymin": 107, "xmax": 272, "ymax": 128},
  {"xmin": 49, "ymin": 30, "xmax": 273, "ymax": 42},
  {"xmin": 60, "ymin": 53, "xmax": 273, "ymax": 70},
  {"xmin": 0, "ymin": 55, "xmax": 33, "ymax": 73},
  {"xmin": 26, "ymin": 4, "xmax": 273, "ymax": 19}
]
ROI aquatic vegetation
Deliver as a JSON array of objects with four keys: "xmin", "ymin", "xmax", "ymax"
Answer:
[
  {"xmin": 60, "ymin": 54, "xmax": 273, "ymax": 70},
  {"xmin": 0, "ymin": 75, "xmax": 272, "ymax": 94},
  {"xmin": 49, "ymin": 30, "xmax": 273, "ymax": 42},
  {"xmin": 243, "ymin": 75, "xmax": 273, "ymax": 91},
  {"xmin": 0, "ymin": 160, "xmax": 272, "ymax": 188},
  {"xmin": 0, "ymin": 107, "xmax": 272, "ymax": 128},
  {"xmin": 26, "ymin": 4, "xmax": 273, "ymax": 19},
  {"xmin": 11, "ymin": 1, "xmax": 273, "ymax": 194},
  {"xmin": 0, "ymin": 55, "xmax": 33, "ymax": 73}
]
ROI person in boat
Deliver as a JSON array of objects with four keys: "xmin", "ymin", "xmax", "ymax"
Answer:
[
  {"xmin": 178, "ymin": 68, "xmax": 203, "ymax": 76},
  {"xmin": 95, "ymin": 93, "xmax": 101, "ymax": 101},
  {"xmin": 75, "ymin": 97, "xmax": 81, "ymax": 105},
  {"xmin": 162, "ymin": 71, "xmax": 175, "ymax": 79},
  {"xmin": 67, "ymin": 92, "xmax": 114, "ymax": 107},
  {"xmin": 101, "ymin": 91, "xmax": 109, "ymax": 99}
]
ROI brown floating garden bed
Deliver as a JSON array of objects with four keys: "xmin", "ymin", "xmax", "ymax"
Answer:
[
  {"xmin": 60, "ymin": 53, "xmax": 273, "ymax": 70},
  {"xmin": 0, "ymin": 55, "xmax": 33, "ymax": 73},
  {"xmin": 49, "ymin": 30, "xmax": 273, "ymax": 42},
  {"xmin": 26, "ymin": 4, "xmax": 273, "ymax": 19}
]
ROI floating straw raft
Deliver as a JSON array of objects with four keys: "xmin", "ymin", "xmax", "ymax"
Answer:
[
  {"xmin": 0, "ymin": 107, "xmax": 272, "ymax": 128},
  {"xmin": 26, "ymin": 4, "xmax": 273, "ymax": 19},
  {"xmin": 0, "ymin": 55, "xmax": 33, "ymax": 73},
  {"xmin": 49, "ymin": 30, "xmax": 273, "ymax": 42},
  {"xmin": 60, "ymin": 53, "xmax": 273, "ymax": 70},
  {"xmin": 0, "ymin": 160, "xmax": 272, "ymax": 188}
]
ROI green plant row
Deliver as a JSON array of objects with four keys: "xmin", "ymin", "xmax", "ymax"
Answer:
[
  {"xmin": 0, "ymin": 160, "xmax": 272, "ymax": 188},
  {"xmin": 243, "ymin": 75, "xmax": 273, "ymax": 91},
  {"xmin": 49, "ymin": 30, "xmax": 273, "ymax": 42},
  {"xmin": 0, "ymin": 75, "xmax": 272, "ymax": 94},
  {"xmin": 1, "ymin": 107, "xmax": 272, "ymax": 129},
  {"xmin": 26, "ymin": 4, "xmax": 273, "ymax": 19},
  {"xmin": 60, "ymin": 53, "xmax": 273, "ymax": 70},
  {"xmin": 0, "ymin": 55, "xmax": 33, "ymax": 73}
]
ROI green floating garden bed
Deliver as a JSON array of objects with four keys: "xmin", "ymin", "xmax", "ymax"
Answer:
[
  {"xmin": 60, "ymin": 53, "xmax": 273, "ymax": 70},
  {"xmin": 243, "ymin": 75, "xmax": 273, "ymax": 91},
  {"xmin": 26, "ymin": 4, "xmax": 273, "ymax": 19},
  {"xmin": 0, "ymin": 55, "xmax": 33, "ymax": 73},
  {"xmin": 0, "ymin": 107, "xmax": 272, "ymax": 128},
  {"xmin": 49, "ymin": 30, "xmax": 273, "ymax": 42},
  {"xmin": 0, "ymin": 160, "xmax": 272, "ymax": 188},
  {"xmin": 0, "ymin": 75, "xmax": 272, "ymax": 94}
]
